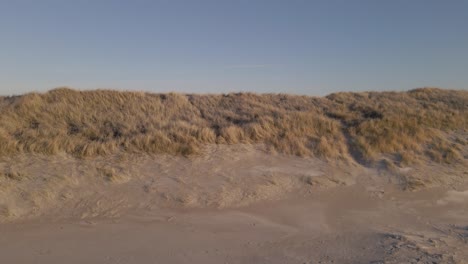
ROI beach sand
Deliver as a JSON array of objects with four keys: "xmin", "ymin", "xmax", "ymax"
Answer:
[{"xmin": 1, "ymin": 145, "xmax": 467, "ymax": 263}]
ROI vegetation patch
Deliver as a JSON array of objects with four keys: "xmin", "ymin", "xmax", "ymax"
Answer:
[{"xmin": 0, "ymin": 87, "xmax": 465, "ymax": 167}]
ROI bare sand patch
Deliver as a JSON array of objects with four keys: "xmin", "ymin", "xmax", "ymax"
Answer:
[{"xmin": 0, "ymin": 144, "xmax": 467, "ymax": 263}]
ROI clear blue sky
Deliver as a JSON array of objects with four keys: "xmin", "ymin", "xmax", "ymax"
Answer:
[{"xmin": 1, "ymin": 0, "xmax": 467, "ymax": 95}]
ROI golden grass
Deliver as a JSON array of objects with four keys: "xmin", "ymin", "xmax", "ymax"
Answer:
[
  {"xmin": 0, "ymin": 87, "xmax": 466, "ymax": 165},
  {"xmin": 325, "ymin": 88, "xmax": 467, "ymax": 163}
]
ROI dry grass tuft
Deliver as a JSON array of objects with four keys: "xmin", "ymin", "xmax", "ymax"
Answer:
[
  {"xmin": 97, "ymin": 166, "xmax": 130, "ymax": 183},
  {"xmin": 1, "ymin": 167, "xmax": 24, "ymax": 181},
  {"xmin": 0, "ymin": 87, "xmax": 466, "ymax": 166}
]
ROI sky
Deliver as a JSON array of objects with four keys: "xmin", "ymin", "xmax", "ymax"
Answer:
[{"xmin": 0, "ymin": 0, "xmax": 467, "ymax": 96}]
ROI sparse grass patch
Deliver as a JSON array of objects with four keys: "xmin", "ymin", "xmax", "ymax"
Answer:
[
  {"xmin": 2, "ymin": 167, "xmax": 24, "ymax": 181},
  {"xmin": 97, "ymin": 166, "xmax": 130, "ymax": 183},
  {"xmin": 0, "ymin": 205, "xmax": 13, "ymax": 218},
  {"xmin": 402, "ymin": 177, "xmax": 429, "ymax": 191}
]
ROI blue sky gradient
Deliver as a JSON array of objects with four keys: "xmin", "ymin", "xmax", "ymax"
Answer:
[{"xmin": 1, "ymin": 0, "xmax": 467, "ymax": 95}]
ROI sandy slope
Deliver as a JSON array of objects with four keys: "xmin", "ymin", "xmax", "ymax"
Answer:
[{"xmin": 0, "ymin": 145, "xmax": 467, "ymax": 263}]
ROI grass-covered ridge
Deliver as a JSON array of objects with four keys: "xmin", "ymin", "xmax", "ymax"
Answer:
[{"xmin": 0, "ymin": 88, "xmax": 466, "ymax": 165}]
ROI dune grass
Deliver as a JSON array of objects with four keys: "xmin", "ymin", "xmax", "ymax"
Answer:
[
  {"xmin": 0, "ymin": 87, "xmax": 466, "ymax": 166},
  {"xmin": 325, "ymin": 88, "xmax": 467, "ymax": 164}
]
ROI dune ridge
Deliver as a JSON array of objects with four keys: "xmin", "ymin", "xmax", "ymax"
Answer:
[{"xmin": 0, "ymin": 87, "xmax": 466, "ymax": 166}]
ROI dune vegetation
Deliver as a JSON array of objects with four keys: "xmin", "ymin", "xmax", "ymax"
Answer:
[{"xmin": 0, "ymin": 87, "xmax": 466, "ymax": 166}]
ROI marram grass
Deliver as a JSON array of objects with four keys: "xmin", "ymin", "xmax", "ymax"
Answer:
[{"xmin": 0, "ymin": 87, "xmax": 466, "ymax": 165}]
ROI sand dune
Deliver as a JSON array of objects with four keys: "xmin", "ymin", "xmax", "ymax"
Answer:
[
  {"xmin": 0, "ymin": 88, "xmax": 467, "ymax": 263},
  {"xmin": 0, "ymin": 88, "xmax": 466, "ymax": 163}
]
